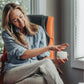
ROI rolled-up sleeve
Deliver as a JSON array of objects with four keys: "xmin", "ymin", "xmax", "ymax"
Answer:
[
  {"xmin": 37, "ymin": 26, "xmax": 50, "ymax": 59},
  {"xmin": 2, "ymin": 31, "xmax": 27, "ymax": 60}
]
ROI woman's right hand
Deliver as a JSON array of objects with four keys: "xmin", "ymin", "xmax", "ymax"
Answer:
[{"xmin": 48, "ymin": 43, "xmax": 69, "ymax": 51}]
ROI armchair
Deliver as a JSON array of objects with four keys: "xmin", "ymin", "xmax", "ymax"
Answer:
[{"xmin": 0, "ymin": 15, "xmax": 55, "ymax": 84}]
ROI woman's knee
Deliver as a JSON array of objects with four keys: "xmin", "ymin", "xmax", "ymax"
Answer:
[
  {"xmin": 41, "ymin": 58, "xmax": 55, "ymax": 69},
  {"xmin": 43, "ymin": 58, "xmax": 53, "ymax": 65}
]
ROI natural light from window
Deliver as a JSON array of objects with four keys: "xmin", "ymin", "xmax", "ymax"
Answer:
[{"xmin": 74, "ymin": 0, "xmax": 84, "ymax": 59}]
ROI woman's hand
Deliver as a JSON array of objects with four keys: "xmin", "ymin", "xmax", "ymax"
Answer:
[
  {"xmin": 49, "ymin": 43, "xmax": 69, "ymax": 51},
  {"xmin": 52, "ymin": 54, "xmax": 69, "ymax": 65},
  {"xmin": 49, "ymin": 43, "xmax": 69, "ymax": 65}
]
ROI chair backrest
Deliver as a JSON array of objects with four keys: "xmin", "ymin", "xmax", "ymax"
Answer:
[{"xmin": 28, "ymin": 15, "xmax": 50, "ymax": 45}]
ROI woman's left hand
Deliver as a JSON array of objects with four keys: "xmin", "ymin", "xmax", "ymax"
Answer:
[{"xmin": 53, "ymin": 54, "xmax": 69, "ymax": 65}]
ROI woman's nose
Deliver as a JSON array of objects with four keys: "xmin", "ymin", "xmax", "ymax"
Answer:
[{"xmin": 18, "ymin": 18, "xmax": 23, "ymax": 23}]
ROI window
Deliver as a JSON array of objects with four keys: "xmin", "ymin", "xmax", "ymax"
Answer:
[
  {"xmin": 71, "ymin": 0, "xmax": 84, "ymax": 69},
  {"xmin": 0, "ymin": 0, "xmax": 32, "ymax": 53},
  {"xmin": 74, "ymin": 0, "xmax": 84, "ymax": 60},
  {"xmin": 32, "ymin": 0, "xmax": 46, "ymax": 15}
]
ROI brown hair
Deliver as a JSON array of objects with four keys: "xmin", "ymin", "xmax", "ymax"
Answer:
[{"xmin": 2, "ymin": 3, "xmax": 39, "ymax": 49}]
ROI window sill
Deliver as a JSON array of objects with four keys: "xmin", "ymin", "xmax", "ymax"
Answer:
[{"xmin": 71, "ymin": 58, "xmax": 84, "ymax": 70}]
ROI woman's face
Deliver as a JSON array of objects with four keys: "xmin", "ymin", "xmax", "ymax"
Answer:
[{"xmin": 10, "ymin": 9, "xmax": 25, "ymax": 30}]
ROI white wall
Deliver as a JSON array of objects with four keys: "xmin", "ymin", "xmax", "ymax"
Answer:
[
  {"xmin": 33, "ymin": 0, "xmax": 62, "ymax": 44},
  {"xmin": 46, "ymin": 0, "xmax": 62, "ymax": 44}
]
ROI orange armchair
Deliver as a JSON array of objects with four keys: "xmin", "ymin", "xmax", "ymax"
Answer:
[{"xmin": 0, "ymin": 15, "xmax": 55, "ymax": 84}]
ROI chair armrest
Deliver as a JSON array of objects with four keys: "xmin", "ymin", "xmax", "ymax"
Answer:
[{"xmin": 47, "ymin": 16, "xmax": 55, "ymax": 59}]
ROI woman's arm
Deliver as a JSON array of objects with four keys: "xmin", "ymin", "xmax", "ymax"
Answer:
[
  {"xmin": 2, "ymin": 30, "xmax": 69, "ymax": 60},
  {"xmin": 21, "ymin": 46, "xmax": 50, "ymax": 59},
  {"xmin": 21, "ymin": 43, "xmax": 69, "ymax": 59},
  {"xmin": 21, "ymin": 27, "xmax": 69, "ymax": 60}
]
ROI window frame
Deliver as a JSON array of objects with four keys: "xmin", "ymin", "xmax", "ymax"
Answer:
[
  {"xmin": 71, "ymin": 0, "xmax": 84, "ymax": 70},
  {"xmin": 32, "ymin": 0, "xmax": 46, "ymax": 15}
]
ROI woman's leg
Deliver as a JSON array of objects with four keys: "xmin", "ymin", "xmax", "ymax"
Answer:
[
  {"xmin": 4, "ymin": 58, "xmax": 63, "ymax": 84},
  {"xmin": 4, "ymin": 60, "xmax": 44, "ymax": 84},
  {"xmin": 16, "ymin": 74, "xmax": 46, "ymax": 84},
  {"xmin": 39, "ymin": 58, "xmax": 64, "ymax": 84}
]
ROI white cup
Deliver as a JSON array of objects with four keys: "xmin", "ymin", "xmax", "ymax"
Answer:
[{"xmin": 57, "ymin": 51, "xmax": 67, "ymax": 59}]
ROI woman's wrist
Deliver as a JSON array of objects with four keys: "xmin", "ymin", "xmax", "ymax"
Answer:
[{"xmin": 48, "ymin": 45, "xmax": 53, "ymax": 50}]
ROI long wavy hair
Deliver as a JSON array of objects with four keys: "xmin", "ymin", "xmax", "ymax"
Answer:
[{"xmin": 2, "ymin": 3, "xmax": 39, "ymax": 49}]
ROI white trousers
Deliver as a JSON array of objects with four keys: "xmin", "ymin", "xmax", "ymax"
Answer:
[{"xmin": 4, "ymin": 58, "xmax": 64, "ymax": 84}]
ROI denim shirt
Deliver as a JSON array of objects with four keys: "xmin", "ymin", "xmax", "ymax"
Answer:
[{"xmin": 2, "ymin": 26, "xmax": 50, "ymax": 72}]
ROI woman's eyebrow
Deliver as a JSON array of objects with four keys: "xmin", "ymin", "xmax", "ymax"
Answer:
[
  {"xmin": 11, "ymin": 15, "xmax": 19, "ymax": 20},
  {"xmin": 11, "ymin": 13, "xmax": 23, "ymax": 21}
]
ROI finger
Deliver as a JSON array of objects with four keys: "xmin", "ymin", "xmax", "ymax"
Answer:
[
  {"xmin": 61, "ymin": 43, "xmax": 69, "ymax": 47},
  {"xmin": 67, "ymin": 54, "xmax": 69, "ymax": 57},
  {"xmin": 56, "ymin": 47, "xmax": 61, "ymax": 51},
  {"xmin": 56, "ymin": 58, "xmax": 62, "ymax": 64},
  {"xmin": 57, "ymin": 58, "xmax": 65, "ymax": 63},
  {"xmin": 55, "ymin": 58, "xmax": 59, "ymax": 64},
  {"xmin": 64, "ymin": 58, "xmax": 68, "ymax": 61},
  {"xmin": 59, "ymin": 58, "xmax": 65, "ymax": 63},
  {"xmin": 60, "ymin": 47, "xmax": 67, "ymax": 50},
  {"xmin": 58, "ymin": 46, "xmax": 67, "ymax": 51}
]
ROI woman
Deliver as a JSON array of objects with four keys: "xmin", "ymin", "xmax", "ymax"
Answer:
[{"xmin": 2, "ymin": 3, "xmax": 69, "ymax": 84}]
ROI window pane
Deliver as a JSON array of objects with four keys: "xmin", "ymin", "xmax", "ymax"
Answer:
[
  {"xmin": 74, "ymin": 0, "xmax": 84, "ymax": 58},
  {"xmin": 0, "ymin": 0, "xmax": 32, "ymax": 53}
]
